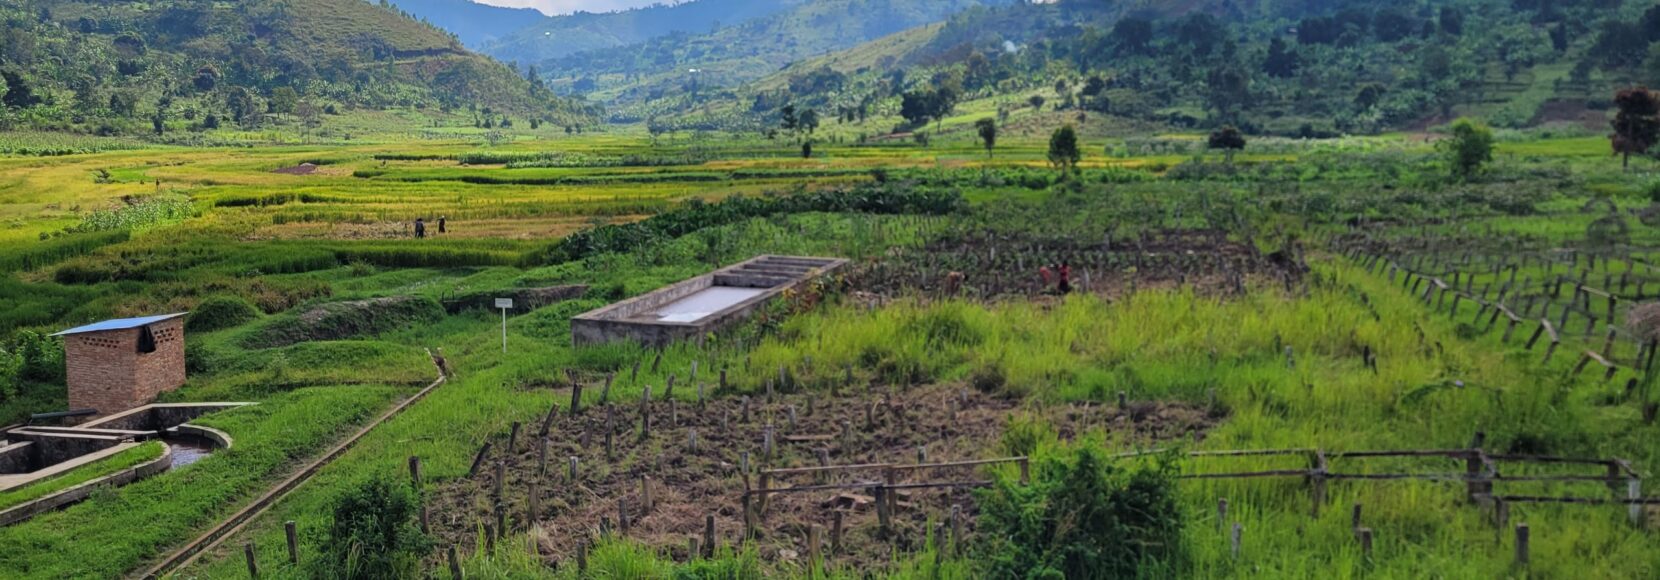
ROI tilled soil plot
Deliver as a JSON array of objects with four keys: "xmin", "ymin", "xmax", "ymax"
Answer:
[
  {"xmin": 850, "ymin": 228, "xmax": 1307, "ymax": 300},
  {"xmin": 428, "ymin": 383, "xmax": 1219, "ymax": 573}
]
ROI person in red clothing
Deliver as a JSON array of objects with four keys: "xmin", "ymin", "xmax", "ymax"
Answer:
[
  {"xmin": 1039, "ymin": 264, "xmax": 1056, "ymax": 288},
  {"xmin": 1058, "ymin": 262, "xmax": 1073, "ymax": 294}
]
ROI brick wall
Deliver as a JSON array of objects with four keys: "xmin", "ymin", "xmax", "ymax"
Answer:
[{"xmin": 64, "ymin": 318, "xmax": 186, "ymax": 417}]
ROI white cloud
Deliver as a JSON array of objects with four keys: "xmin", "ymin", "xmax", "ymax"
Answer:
[{"xmin": 471, "ymin": 0, "xmax": 675, "ymax": 16}]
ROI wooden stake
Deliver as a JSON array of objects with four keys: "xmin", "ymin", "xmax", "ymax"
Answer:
[
  {"xmin": 1514, "ymin": 523, "xmax": 1529, "ymax": 566},
  {"xmin": 808, "ymin": 525, "xmax": 821, "ymax": 573},
  {"xmin": 447, "ymin": 545, "xmax": 463, "ymax": 580},
  {"xmin": 506, "ymin": 422, "xmax": 521, "ymax": 453},
  {"xmin": 408, "ymin": 456, "xmax": 421, "ymax": 490},
  {"xmin": 568, "ymin": 456, "xmax": 578, "ymax": 482},
  {"xmin": 467, "ymin": 442, "xmax": 492, "ymax": 478},
  {"xmin": 244, "ymin": 542, "xmax": 258, "ymax": 579},
  {"xmin": 1358, "ymin": 527, "xmax": 1373, "ymax": 559},
  {"xmin": 284, "ymin": 521, "xmax": 298, "ymax": 564},
  {"xmin": 420, "ymin": 503, "xmax": 430, "ymax": 534},
  {"xmin": 831, "ymin": 511, "xmax": 843, "ymax": 553},
  {"xmin": 1218, "ymin": 498, "xmax": 1228, "ymax": 531},
  {"xmin": 569, "ymin": 383, "xmax": 584, "ymax": 416},
  {"xmin": 619, "ymin": 498, "xmax": 631, "ymax": 533},
  {"xmin": 704, "ymin": 515, "xmax": 716, "ymax": 558}
]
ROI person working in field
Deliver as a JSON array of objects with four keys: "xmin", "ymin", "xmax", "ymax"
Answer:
[
  {"xmin": 1058, "ymin": 262, "xmax": 1073, "ymax": 294},
  {"xmin": 414, "ymin": 217, "xmax": 426, "ymax": 238},
  {"xmin": 439, "ymin": 216, "xmax": 447, "ymax": 234}
]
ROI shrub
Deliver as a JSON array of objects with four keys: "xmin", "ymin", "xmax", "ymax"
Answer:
[
  {"xmin": 187, "ymin": 295, "xmax": 261, "ymax": 332},
  {"xmin": 311, "ymin": 476, "xmax": 430, "ymax": 580},
  {"xmin": 975, "ymin": 445, "xmax": 1184, "ymax": 579}
]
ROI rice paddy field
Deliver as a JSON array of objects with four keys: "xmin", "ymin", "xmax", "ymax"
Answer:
[{"xmin": 0, "ymin": 125, "xmax": 1657, "ymax": 579}]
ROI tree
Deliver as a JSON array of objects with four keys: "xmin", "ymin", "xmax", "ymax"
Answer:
[
  {"xmin": 1028, "ymin": 95, "xmax": 1046, "ymax": 110},
  {"xmin": 1208, "ymin": 125, "xmax": 1247, "ymax": 164},
  {"xmin": 1112, "ymin": 18, "xmax": 1154, "ymax": 56},
  {"xmin": 202, "ymin": 114, "xmax": 220, "ymax": 130},
  {"xmin": 1048, "ymin": 124, "xmax": 1081, "ymax": 172},
  {"xmin": 192, "ymin": 65, "xmax": 219, "ymax": 93},
  {"xmin": 1207, "ymin": 66, "xmax": 1250, "ymax": 121},
  {"xmin": 799, "ymin": 108, "xmax": 820, "ymax": 135},
  {"xmin": 152, "ymin": 110, "xmax": 165, "ymax": 136},
  {"xmin": 1263, "ymin": 37, "xmax": 1299, "ymax": 78},
  {"xmin": 1, "ymin": 71, "xmax": 40, "ymax": 109},
  {"xmin": 269, "ymin": 87, "xmax": 299, "ymax": 115},
  {"xmin": 975, "ymin": 118, "xmax": 997, "ymax": 159},
  {"xmin": 1439, "ymin": 117, "xmax": 1495, "ymax": 179},
  {"xmin": 1612, "ymin": 87, "xmax": 1660, "ymax": 170}
]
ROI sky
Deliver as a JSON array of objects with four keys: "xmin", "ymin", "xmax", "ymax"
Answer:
[{"xmin": 472, "ymin": 0, "xmax": 673, "ymax": 16}]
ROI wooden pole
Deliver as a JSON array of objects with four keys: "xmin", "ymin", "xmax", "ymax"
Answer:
[
  {"xmin": 467, "ymin": 442, "xmax": 492, "ymax": 478},
  {"xmin": 408, "ymin": 456, "xmax": 421, "ymax": 490},
  {"xmin": 506, "ymin": 422, "xmax": 521, "ymax": 453},
  {"xmin": 704, "ymin": 515, "xmax": 716, "ymax": 558},
  {"xmin": 1358, "ymin": 527, "xmax": 1373, "ymax": 559},
  {"xmin": 1230, "ymin": 523, "xmax": 1243, "ymax": 559},
  {"xmin": 831, "ymin": 511, "xmax": 843, "ymax": 554},
  {"xmin": 244, "ymin": 542, "xmax": 258, "ymax": 579},
  {"xmin": 447, "ymin": 545, "xmax": 463, "ymax": 580},
  {"xmin": 1514, "ymin": 523, "xmax": 1529, "ymax": 566},
  {"xmin": 284, "ymin": 521, "xmax": 298, "ymax": 564}
]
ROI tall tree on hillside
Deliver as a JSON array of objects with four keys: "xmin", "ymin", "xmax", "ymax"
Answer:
[
  {"xmin": 1048, "ymin": 124, "xmax": 1080, "ymax": 172},
  {"xmin": 1112, "ymin": 18, "xmax": 1154, "ymax": 56},
  {"xmin": 975, "ymin": 118, "xmax": 997, "ymax": 159},
  {"xmin": 1263, "ymin": 37, "xmax": 1299, "ymax": 78},
  {"xmin": 1440, "ymin": 117, "xmax": 1495, "ymax": 180},
  {"xmin": 1208, "ymin": 125, "xmax": 1246, "ymax": 164},
  {"xmin": 1612, "ymin": 87, "xmax": 1660, "ymax": 171},
  {"xmin": 1207, "ymin": 66, "xmax": 1250, "ymax": 121}
]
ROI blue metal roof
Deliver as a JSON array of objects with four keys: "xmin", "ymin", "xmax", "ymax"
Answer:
[{"xmin": 51, "ymin": 313, "xmax": 188, "ymax": 337}]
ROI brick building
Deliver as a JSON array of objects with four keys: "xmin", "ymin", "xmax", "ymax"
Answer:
[{"xmin": 51, "ymin": 313, "xmax": 188, "ymax": 417}]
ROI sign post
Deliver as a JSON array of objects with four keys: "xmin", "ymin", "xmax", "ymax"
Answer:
[{"xmin": 496, "ymin": 298, "xmax": 513, "ymax": 353}]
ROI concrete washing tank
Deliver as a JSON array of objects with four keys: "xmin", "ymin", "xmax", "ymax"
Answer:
[{"xmin": 571, "ymin": 255, "xmax": 846, "ymax": 347}]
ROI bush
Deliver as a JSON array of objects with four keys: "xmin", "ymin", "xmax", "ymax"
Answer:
[
  {"xmin": 311, "ymin": 476, "xmax": 430, "ymax": 580},
  {"xmin": 975, "ymin": 445, "xmax": 1183, "ymax": 579},
  {"xmin": 187, "ymin": 295, "xmax": 261, "ymax": 332}
]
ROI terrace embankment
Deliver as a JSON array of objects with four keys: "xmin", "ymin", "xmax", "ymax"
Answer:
[
  {"xmin": 851, "ymin": 228, "xmax": 1307, "ymax": 300},
  {"xmin": 427, "ymin": 382, "xmax": 1219, "ymax": 571}
]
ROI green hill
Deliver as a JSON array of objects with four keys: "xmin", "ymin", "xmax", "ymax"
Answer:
[
  {"xmin": 540, "ymin": 0, "xmax": 1014, "ymax": 116},
  {"xmin": 0, "ymin": 0, "xmax": 598, "ymax": 136},
  {"xmin": 639, "ymin": 0, "xmax": 1658, "ymax": 136}
]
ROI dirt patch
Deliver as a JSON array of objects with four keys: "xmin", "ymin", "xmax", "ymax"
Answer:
[
  {"xmin": 272, "ymin": 163, "xmax": 320, "ymax": 175},
  {"xmin": 850, "ymin": 228, "xmax": 1306, "ymax": 300},
  {"xmin": 427, "ymin": 382, "xmax": 1218, "ymax": 573},
  {"xmin": 1530, "ymin": 99, "xmax": 1608, "ymax": 131}
]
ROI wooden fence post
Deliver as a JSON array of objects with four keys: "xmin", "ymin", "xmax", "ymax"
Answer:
[
  {"xmin": 244, "ymin": 542, "xmax": 258, "ymax": 579},
  {"xmin": 1358, "ymin": 527, "xmax": 1373, "ymax": 559},
  {"xmin": 1217, "ymin": 498, "xmax": 1228, "ymax": 531},
  {"xmin": 704, "ymin": 514, "xmax": 716, "ymax": 558},
  {"xmin": 831, "ymin": 511, "xmax": 844, "ymax": 554},
  {"xmin": 467, "ymin": 442, "xmax": 492, "ymax": 478},
  {"xmin": 408, "ymin": 456, "xmax": 421, "ymax": 490},
  {"xmin": 1514, "ymin": 523, "xmax": 1529, "ymax": 566},
  {"xmin": 284, "ymin": 521, "xmax": 298, "ymax": 564},
  {"xmin": 447, "ymin": 545, "xmax": 463, "ymax": 580}
]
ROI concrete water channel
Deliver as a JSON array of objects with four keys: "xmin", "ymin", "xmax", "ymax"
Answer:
[{"xmin": 572, "ymin": 255, "xmax": 847, "ymax": 346}]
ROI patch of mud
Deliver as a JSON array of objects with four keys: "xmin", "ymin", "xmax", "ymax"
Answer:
[
  {"xmin": 849, "ymin": 228, "xmax": 1306, "ymax": 300},
  {"xmin": 427, "ymin": 383, "xmax": 1219, "ymax": 574},
  {"xmin": 272, "ymin": 163, "xmax": 320, "ymax": 175}
]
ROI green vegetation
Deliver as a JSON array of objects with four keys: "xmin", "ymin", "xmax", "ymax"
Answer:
[{"xmin": 3, "ymin": 1, "xmax": 1660, "ymax": 577}]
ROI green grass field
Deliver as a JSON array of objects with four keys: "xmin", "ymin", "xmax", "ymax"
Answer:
[{"xmin": 0, "ymin": 125, "xmax": 1656, "ymax": 578}]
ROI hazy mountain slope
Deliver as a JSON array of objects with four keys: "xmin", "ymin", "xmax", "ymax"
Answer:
[
  {"xmin": 479, "ymin": 0, "xmax": 806, "ymax": 64},
  {"xmin": 0, "ymin": 0, "xmax": 598, "ymax": 134},
  {"xmin": 544, "ymin": 0, "xmax": 1015, "ymax": 111},
  {"xmin": 387, "ymin": 0, "xmax": 547, "ymax": 49}
]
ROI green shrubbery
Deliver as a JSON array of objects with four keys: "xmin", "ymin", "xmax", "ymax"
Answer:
[
  {"xmin": 186, "ymin": 295, "xmax": 262, "ymax": 332},
  {"xmin": 310, "ymin": 476, "xmax": 431, "ymax": 580},
  {"xmin": 976, "ymin": 445, "xmax": 1184, "ymax": 579}
]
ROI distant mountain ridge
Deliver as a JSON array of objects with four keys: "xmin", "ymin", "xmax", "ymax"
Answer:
[
  {"xmin": 479, "ymin": 0, "xmax": 807, "ymax": 64},
  {"xmin": 387, "ymin": 0, "xmax": 547, "ymax": 49}
]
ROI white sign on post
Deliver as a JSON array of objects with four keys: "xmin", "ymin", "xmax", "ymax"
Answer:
[{"xmin": 496, "ymin": 298, "xmax": 513, "ymax": 353}]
